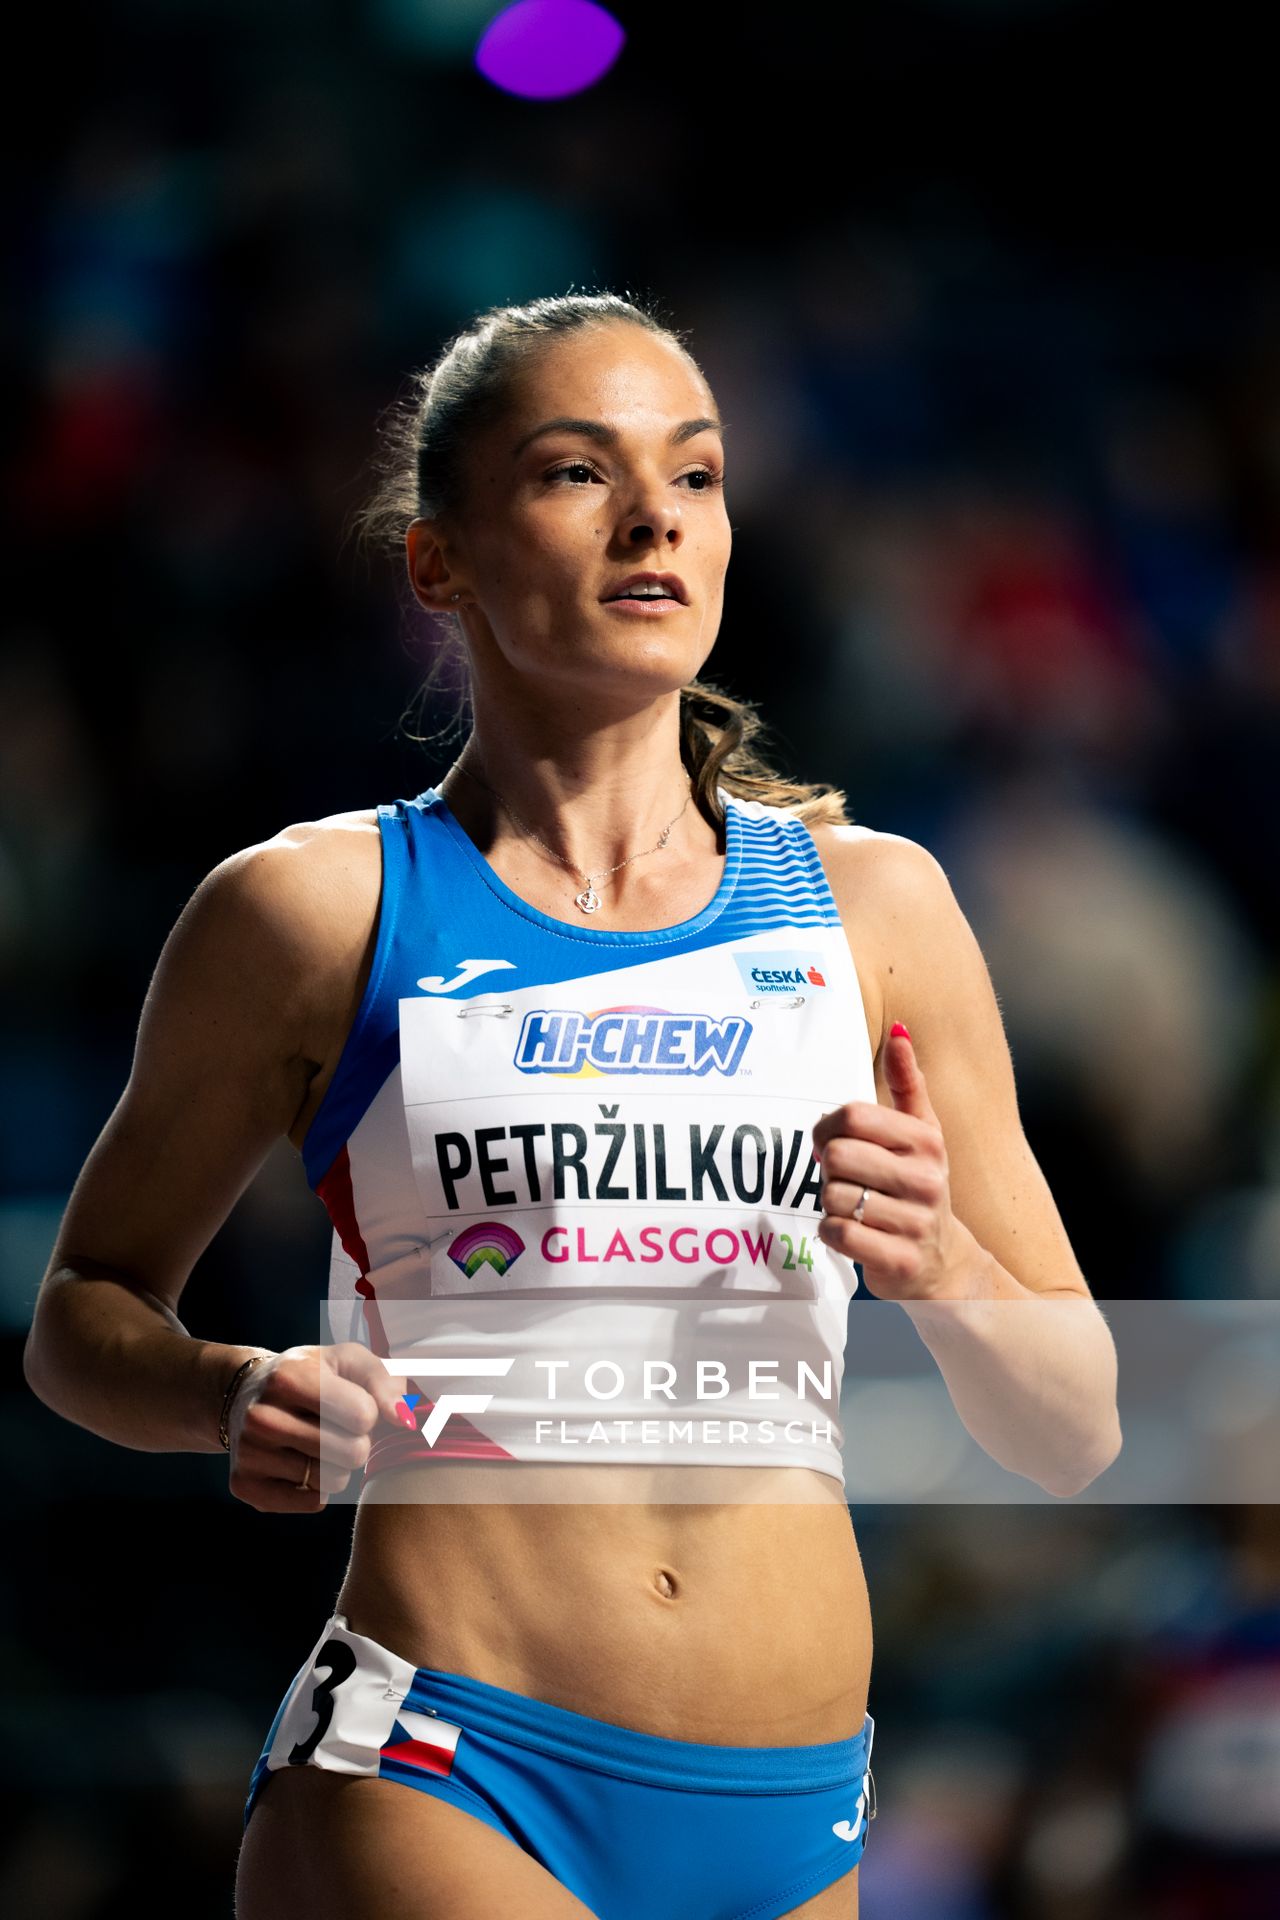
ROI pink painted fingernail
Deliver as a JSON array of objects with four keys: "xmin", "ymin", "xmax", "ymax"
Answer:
[
  {"xmin": 395, "ymin": 1400, "xmax": 418, "ymax": 1429},
  {"xmin": 890, "ymin": 1022, "xmax": 911, "ymax": 1040}
]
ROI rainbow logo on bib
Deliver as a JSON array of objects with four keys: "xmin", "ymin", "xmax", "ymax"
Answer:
[{"xmin": 447, "ymin": 1221, "xmax": 526, "ymax": 1279}]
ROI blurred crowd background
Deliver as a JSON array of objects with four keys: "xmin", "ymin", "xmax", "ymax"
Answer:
[{"xmin": 3, "ymin": 1, "xmax": 1277, "ymax": 1914}]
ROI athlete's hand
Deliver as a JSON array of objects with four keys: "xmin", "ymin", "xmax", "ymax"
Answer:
[
  {"xmin": 226, "ymin": 1342, "xmax": 413, "ymax": 1513},
  {"xmin": 813, "ymin": 1022, "xmax": 969, "ymax": 1301}
]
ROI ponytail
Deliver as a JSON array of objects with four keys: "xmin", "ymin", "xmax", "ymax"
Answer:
[{"xmin": 678, "ymin": 680, "xmax": 849, "ymax": 828}]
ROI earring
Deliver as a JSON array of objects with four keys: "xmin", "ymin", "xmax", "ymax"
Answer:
[{"xmin": 450, "ymin": 592, "xmax": 462, "ymax": 603}]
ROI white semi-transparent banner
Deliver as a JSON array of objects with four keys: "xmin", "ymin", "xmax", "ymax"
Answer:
[{"xmin": 313, "ymin": 1296, "xmax": 1279, "ymax": 1504}]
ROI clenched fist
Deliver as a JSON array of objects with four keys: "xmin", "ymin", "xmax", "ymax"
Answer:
[
  {"xmin": 225, "ymin": 1342, "xmax": 412, "ymax": 1512},
  {"xmin": 813, "ymin": 1022, "xmax": 969, "ymax": 1301}
]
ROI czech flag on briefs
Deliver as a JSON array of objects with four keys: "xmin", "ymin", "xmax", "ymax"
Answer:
[{"xmin": 380, "ymin": 1707, "xmax": 462, "ymax": 1776}]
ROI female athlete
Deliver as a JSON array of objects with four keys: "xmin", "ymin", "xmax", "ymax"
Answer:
[{"xmin": 24, "ymin": 292, "xmax": 1121, "ymax": 1919}]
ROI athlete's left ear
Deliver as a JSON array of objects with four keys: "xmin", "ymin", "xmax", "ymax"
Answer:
[{"xmin": 406, "ymin": 517, "xmax": 473, "ymax": 611}]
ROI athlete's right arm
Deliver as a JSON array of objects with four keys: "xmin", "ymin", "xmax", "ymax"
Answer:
[{"xmin": 22, "ymin": 830, "xmax": 409, "ymax": 1510}]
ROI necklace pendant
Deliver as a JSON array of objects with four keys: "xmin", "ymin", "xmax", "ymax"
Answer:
[{"xmin": 575, "ymin": 886, "xmax": 602, "ymax": 915}]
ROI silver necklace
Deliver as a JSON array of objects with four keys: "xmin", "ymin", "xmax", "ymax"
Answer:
[{"xmin": 453, "ymin": 761, "xmax": 692, "ymax": 914}]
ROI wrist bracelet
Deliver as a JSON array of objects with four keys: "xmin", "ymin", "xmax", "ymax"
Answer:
[{"xmin": 218, "ymin": 1352, "xmax": 273, "ymax": 1452}]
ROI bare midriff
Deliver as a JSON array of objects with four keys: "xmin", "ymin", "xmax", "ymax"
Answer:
[{"xmin": 337, "ymin": 1461, "xmax": 873, "ymax": 1747}]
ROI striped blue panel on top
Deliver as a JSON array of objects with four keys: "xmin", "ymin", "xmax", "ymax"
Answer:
[
  {"xmin": 302, "ymin": 790, "xmax": 843, "ymax": 1189},
  {"xmin": 712, "ymin": 802, "xmax": 843, "ymax": 940}
]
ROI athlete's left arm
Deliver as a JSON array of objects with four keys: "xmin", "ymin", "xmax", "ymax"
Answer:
[{"xmin": 815, "ymin": 828, "xmax": 1123, "ymax": 1498}]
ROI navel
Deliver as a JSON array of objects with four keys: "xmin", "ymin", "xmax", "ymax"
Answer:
[{"xmin": 652, "ymin": 1566, "xmax": 680, "ymax": 1599}]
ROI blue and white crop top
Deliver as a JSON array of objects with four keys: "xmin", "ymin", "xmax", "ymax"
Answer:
[{"xmin": 305, "ymin": 788, "xmax": 879, "ymax": 1489}]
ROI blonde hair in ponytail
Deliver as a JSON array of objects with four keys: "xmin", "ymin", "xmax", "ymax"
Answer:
[{"xmin": 678, "ymin": 679, "xmax": 849, "ymax": 829}]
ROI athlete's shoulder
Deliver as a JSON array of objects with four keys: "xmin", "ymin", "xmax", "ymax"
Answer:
[
  {"xmin": 259, "ymin": 806, "xmax": 384, "ymax": 890},
  {"xmin": 173, "ymin": 808, "xmax": 383, "ymax": 1035},
  {"xmin": 806, "ymin": 819, "xmax": 954, "ymax": 924},
  {"xmin": 208, "ymin": 806, "xmax": 382, "ymax": 932}
]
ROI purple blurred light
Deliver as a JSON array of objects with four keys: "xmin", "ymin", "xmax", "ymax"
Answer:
[{"xmin": 475, "ymin": 0, "xmax": 625, "ymax": 101}]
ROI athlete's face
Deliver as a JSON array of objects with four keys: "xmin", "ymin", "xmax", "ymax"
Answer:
[{"xmin": 410, "ymin": 323, "xmax": 731, "ymax": 704}]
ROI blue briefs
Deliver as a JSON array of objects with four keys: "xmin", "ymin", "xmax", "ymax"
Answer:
[{"xmin": 244, "ymin": 1611, "xmax": 876, "ymax": 1920}]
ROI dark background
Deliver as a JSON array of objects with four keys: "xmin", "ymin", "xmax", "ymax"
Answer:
[{"xmin": 3, "ymin": 2, "xmax": 1278, "ymax": 1913}]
